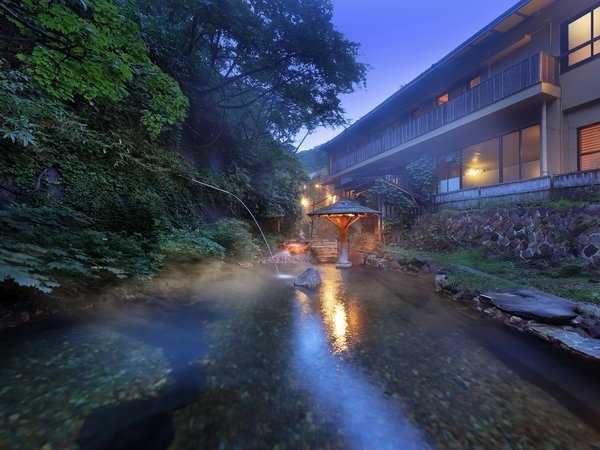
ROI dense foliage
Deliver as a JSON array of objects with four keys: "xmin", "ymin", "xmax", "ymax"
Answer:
[
  {"xmin": 406, "ymin": 156, "xmax": 436, "ymax": 198},
  {"xmin": 366, "ymin": 179, "xmax": 418, "ymax": 238},
  {"xmin": 0, "ymin": 0, "xmax": 366, "ymax": 294}
]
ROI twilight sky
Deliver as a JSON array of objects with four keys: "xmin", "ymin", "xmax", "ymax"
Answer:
[{"xmin": 295, "ymin": 0, "xmax": 518, "ymax": 151}]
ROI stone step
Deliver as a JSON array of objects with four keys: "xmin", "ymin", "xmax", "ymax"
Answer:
[{"xmin": 310, "ymin": 242, "xmax": 339, "ymax": 263}]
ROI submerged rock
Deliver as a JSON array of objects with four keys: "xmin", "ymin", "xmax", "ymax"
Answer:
[
  {"xmin": 294, "ymin": 268, "xmax": 322, "ymax": 287},
  {"xmin": 481, "ymin": 289, "xmax": 577, "ymax": 324},
  {"xmin": 434, "ymin": 275, "xmax": 448, "ymax": 293}
]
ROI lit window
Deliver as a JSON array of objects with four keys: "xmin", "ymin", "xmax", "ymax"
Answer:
[
  {"xmin": 501, "ymin": 126, "xmax": 540, "ymax": 182},
  {"xmin": 469, "ymin": 76, "xmax": 482, "ymax": 89},
  {"xmin": 563, "ymin": 7, "xmax": 600, "ymax": 70},
  {"xmin": 462, "ymin": 138, "xmax": 500, "ymax": 189},
  {"xmin": 579, "ymin": 123, "xmax": 600, "ymax": 170},
  {"xmin": 436, "ymin": 93, "xmax": 449, "ymax": 106}
]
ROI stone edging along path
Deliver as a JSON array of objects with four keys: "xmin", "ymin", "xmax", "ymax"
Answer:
[{"xmin": 364, "ymin": 253, "xmax": 600, "ymax": 362}]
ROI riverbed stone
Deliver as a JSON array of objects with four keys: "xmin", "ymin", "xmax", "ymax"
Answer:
[
  {"xmin": 576, "ymin": 303, "xmax": 600, "ymax": 319},
  {"xmin": 294, "ymin": 268, "xmax": 322, "ymax": 287},
  {"xmin": 434, "ymin": 275, "xmax": 448, "ymax": 293},
  {"xmin": 587, "ymin": 325, "xmax": 600, "ymax": 339},
  {"xmin": 482, "ymin": 289, "xmax": 577, "ymax": 324},
  {"xmin": 526, "ymin": 324, "xmax": 600, "ymax": 360},
  {"xmin": 509, "ymin": 316, "xmax": 522, "ymax": 325}
]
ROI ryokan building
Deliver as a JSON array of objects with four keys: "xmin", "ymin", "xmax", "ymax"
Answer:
[{"xmin": 321, "ymin": 0, "xmax": 600, "ymax": 210}]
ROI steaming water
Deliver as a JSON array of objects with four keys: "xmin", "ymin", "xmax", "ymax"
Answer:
[{"xmin": 1, "ymin": 264, "xmax": 599, "ymax": 449}]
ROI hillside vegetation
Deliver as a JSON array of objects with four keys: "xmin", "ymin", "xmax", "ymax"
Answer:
[{"xmin": 0, "ymin": 0, "xmax": 366, "ymax": 297}]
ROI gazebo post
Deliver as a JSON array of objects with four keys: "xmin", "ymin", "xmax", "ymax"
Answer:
[{"xmin": 337, "ymin": 217, "xmax": 352, "ymax": 269}]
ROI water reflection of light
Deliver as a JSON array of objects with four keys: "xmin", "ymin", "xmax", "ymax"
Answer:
[
  {"xmin": 295, "ymin": 290, "xmax": 312, "ymax": 317},
  {"xmin": 290, "ymin": 276, "xmax": 427, "ymax": 449},
  {"xmin": 333, "ymin": 305, "xmax": 347, "ymax": 341},
  {"xmin": 319, "ymin": 270, "xmax": 361, "ymax": 353}
]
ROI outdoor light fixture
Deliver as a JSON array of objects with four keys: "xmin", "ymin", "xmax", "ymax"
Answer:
[
  {"xmin": 301, "ymin": 197, "xmax": 310, "ymax": 208},
  {"xmin": 315, "ymin": 184, "xmax": 321, "ymax": 188},
  {"xmin": 465, "ymin": 167, "xmax": 483, "ymax": 176}
]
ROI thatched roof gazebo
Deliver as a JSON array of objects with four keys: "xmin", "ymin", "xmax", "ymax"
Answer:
[{"xmin": 308, "ymin": 200, "xmax": 380, "ymax": 268}]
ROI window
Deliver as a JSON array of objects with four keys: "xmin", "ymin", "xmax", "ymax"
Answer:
[
  {"xmin": 502, "ymin": 131, "xmax": 520, "ymax": 182},
  {"xmin": 469, "ymin": 75, "xmax": 482, "ymax": 89},
  {"xmin": 436, "ymin": 93, "xmax": 449, "ymax": 106},
  {"xmin": 501, "ymin": 126, "xmax": 540, "ymax": 182},
  {"xmin": 563, "ymin": 5, "xmax": 600, "ymax": 70},
  {"xmin": 436, "ymin": 153, "xmax": 461, "ymax": 193},
  {"xmin": 579, "ymin": 123, "xmax": 600, "ymax": 170},
  {"xmin": 520, "ymin": 125, "xmax": 541, "ymax": 179},
  {"xmin": 462, "ymin": 138, "xmax": 500, "ymax": 189}
]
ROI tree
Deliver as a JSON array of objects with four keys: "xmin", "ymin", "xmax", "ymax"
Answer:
[
  {"xmin": 133, "ymin": 0, "xmax": 367, "ymax": 146},
  {"xmin": 0, "ymin": 0, "xmax": 188, "ymax": 135}
]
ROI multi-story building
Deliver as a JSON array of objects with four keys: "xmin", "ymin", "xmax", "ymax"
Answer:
[{"xmin": 322, "ymin": 0, "xmax": 600, "ymax": 211}]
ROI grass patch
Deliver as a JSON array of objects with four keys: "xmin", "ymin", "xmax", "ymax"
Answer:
[
  {"xmin": 444, "ymin": 269, "xmax": 518, "ymax": 293},
  {"xmin": 384, "ymin": 245, "xmax": 600, "ymax": 304}
]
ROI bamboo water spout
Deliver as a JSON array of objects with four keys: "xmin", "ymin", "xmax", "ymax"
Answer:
[{"xmin": 178, "ymin": 175, "xmax": 280, "ymax": 276}]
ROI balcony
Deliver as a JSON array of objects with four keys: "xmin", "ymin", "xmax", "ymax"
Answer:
[{"xmin": 330, "ymin": 53, "xmax": 559, "ymax": 176}]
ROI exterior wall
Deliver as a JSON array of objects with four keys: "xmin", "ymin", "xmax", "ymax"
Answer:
[
  {"xmin": 560, "ymin": 57, "xmax": 600, "ymax": 111},
  {"xmin": 413, "ymin": 204, "xmax": 600, "ymax": 269}
]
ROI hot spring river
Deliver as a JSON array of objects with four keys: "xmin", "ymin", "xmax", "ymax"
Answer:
[{"xmin": 1, "ymin": 264, "xmax": 599, "ymax": 449}]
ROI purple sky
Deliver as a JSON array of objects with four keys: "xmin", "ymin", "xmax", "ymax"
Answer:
[{"xmin": 296, "ymin": 0, "xmax": 518, "ymax": 151}]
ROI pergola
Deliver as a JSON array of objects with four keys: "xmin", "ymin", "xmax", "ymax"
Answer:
[{"xmin": 308, "ymin": 200, "xmax": 380, "ymax": 268}]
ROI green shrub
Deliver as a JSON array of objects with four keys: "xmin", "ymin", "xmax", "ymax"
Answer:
[
  {"xmin": 160, "ymin": 230, "xmax": 225, "ymax": 263},
  {"xmin": 205, "ymin": 218, "xmax": 262, "ymax": 261}
]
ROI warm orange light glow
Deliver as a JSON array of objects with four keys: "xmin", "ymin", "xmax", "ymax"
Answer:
[
  {"xmin": 465, "ymin": 167, "xmax": 482, "ymax": 176},
  {"xmin": 469, "ymin": 76, "xmax": 482, "ymax": 89},
  {"xmin": 315, "ymin": 184, "xmax": 321, "ymax": 189},
  {"xmin": 321, "ymin": 280, "xmax": 348, "ymax": 353},
  {"xmin": 301, "ymin": 197, "xmax": 310, "ymax": 207},
  {"xmin": 332, "ymin": 194, "xmax": 337, "ymax": 202}
]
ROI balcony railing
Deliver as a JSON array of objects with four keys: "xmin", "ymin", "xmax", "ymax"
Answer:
[{"xmin": 330, "ymin": 52, "xmax": 558, "ymax": 175}]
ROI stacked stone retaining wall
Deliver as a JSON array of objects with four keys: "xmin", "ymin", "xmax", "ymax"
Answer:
[{"xmin": 413, "ymin": 205, "xmax": 600, "ymax": 269}]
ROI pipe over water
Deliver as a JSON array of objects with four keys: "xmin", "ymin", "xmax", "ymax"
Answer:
[{"xmin": 178, "ymin": 175, "xmax": 280, "ymax": 276}]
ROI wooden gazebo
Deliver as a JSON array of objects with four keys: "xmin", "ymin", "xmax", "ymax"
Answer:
[{"xmin": 308, "ymin": 200, "xmax": 380, "ymax": 268}]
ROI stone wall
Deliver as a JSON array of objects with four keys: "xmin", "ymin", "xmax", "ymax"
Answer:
[{"xmin": 412, "ymin": 204, "xmax": 600, "ymax": 269}]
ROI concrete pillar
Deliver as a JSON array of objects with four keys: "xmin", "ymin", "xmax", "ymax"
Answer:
[
  {"xmin": 541, "ymin": 101, "xmax": 548, "ymax": 176},
  {"xmin": 543, "ymin": 99, "xmax": 563, "ymax": 175}
]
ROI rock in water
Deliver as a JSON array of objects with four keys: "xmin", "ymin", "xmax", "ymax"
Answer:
[
  {"xmin": 294, "ymin": 268, "xmax": 322, "ymax": 287},
  {"xmin": 434, "ymin": 274, "xmax": 448, "ymax": 293},
  {"xmin": 483, "ymin": 289, "xmax": 577, "ymax": 324}
]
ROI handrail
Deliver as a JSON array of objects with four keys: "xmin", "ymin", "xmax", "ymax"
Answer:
[{"xmin": 330, "ymin": 52, "xmax": 558, "ymax": 176}]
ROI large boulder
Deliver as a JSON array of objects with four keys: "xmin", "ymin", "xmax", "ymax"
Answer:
[
  {"xmin": 294, "ymin": 268, "xmax": 322, "ymax": 287},
  {"xmin": 481, "ymin": 289, "xmax": 577, "ymax": 324}
]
